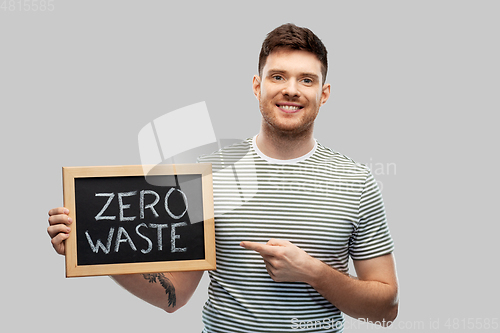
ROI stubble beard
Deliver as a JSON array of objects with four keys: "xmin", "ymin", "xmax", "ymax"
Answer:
[{"xmin": 259, "ymin": 102, "xmax": 318, "ymax": 142}]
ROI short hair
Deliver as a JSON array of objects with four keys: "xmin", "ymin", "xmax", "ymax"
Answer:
[{"xmin": 258, "ymin": 23, "xmax": 328, "ymax": 84}]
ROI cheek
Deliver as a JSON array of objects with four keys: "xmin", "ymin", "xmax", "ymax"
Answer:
[
  {"xmin": 316, "ymin": 90, "xmax": 323, "ymax": 101},
  {"xmin": 259, "ymin": 89, "xmax": 273, "ymax": 105},
  {"xmin": 315, "ymin": 90, "xmax": 326, "ymax": 105},
  {"xmin": 260, "ymin": 83, "xmax": 281, "ymax": 102}
]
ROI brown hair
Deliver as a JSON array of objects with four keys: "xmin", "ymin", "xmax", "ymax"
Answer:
[{"xmin": 258, "ymin": 23, "xmax": 328, "ymax": 84}]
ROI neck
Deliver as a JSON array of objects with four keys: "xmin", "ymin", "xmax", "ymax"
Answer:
[{"xmin": 256, "ymin": 122, "xmax": 315, "ymax": 160}]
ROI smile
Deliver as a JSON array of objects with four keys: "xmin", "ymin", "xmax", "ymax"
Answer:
[{"xmin": 276, "ymin": 104, "xmax": 303, "ymax": 112}]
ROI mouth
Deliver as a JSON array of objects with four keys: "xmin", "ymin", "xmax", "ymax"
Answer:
[{"xmin": 276, "ymin": 103, "xmax": 304, "ymax": 113}]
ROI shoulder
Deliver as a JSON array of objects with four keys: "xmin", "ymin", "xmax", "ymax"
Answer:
[
  {"xmin": 309, "ymin": 142, "xmax": 371, "ymax": 178},
  {"xmin": 197, "ymin": 138, "xmax": 254, "ymax": 164}
]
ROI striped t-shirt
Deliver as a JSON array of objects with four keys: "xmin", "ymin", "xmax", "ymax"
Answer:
[{"xmin": 198, "ymin": 136, "xmax": 394, "ymax": 333}]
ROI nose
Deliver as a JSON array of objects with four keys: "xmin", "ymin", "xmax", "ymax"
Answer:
[{"xmin": 282, "ymin": 80, "xmax": 300, "ymax": 98}]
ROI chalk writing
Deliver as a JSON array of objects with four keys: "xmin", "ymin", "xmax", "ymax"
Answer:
[
  {"xmin": 93, "ymin": 189, "xmax": 188, "ymax": 222},
  {"xmin": 84, "ymin": 223, "xmax": 188, "ymax": 254},
  {"xmin": 73, "ymin": 173, "xmax": 206, "ymax": 267}
]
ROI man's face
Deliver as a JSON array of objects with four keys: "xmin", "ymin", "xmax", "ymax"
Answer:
[{"xmin": 253, "ymin": 48, "xmax": 330, "ymax": 137}]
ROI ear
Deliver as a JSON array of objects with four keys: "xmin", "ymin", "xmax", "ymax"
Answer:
[
  {"xmin": 252, "ymin": 75, "xmax": 261, "ymax": 101},
  {"xmin": 320, "ymin": 83, "xmax": 331, "ymax": 106}
]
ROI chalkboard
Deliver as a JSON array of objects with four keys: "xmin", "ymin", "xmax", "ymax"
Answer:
[{"xmin": 62, "ymin": 164, "xmax": 215, "ymax": 277}]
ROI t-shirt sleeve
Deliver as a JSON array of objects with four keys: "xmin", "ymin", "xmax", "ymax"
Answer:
[{"xmin": 349, "ymin": 171, "xmax": 394, "ymax": 260}]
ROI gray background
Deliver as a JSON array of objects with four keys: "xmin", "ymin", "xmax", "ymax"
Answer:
[{"xmin": 1, "ymin": 0, "xmax": 498, "ymax": 332}]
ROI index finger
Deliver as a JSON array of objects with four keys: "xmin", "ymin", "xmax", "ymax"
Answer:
[
  {"xmin": 48, "ymin": 207, "xmax": 69, "ymax": 217},
  {"xmin": 240, "ymin": 241, "xmax": 276, "ymax": 256},
  {"xmin": 48, "ymin": 207, "xmax": 72, "ymax": 226}
]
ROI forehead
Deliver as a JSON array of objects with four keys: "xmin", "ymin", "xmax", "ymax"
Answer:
[{"xmin": 262, "ymin": 48, "xmax": 323, "ymax": 76}]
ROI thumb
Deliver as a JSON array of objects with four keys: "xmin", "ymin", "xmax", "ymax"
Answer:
[{"xmin": 266, "ymin": 238, "xmax": 290, "ymax": 247}]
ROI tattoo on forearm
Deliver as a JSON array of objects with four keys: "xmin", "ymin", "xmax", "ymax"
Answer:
[{"xmin": 143, "ymin": 273, "xmax": 176, "ymax": 307}]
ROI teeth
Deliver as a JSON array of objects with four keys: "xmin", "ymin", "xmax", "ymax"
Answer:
[{"xmin": 279, "ymin": 105, "xmax": 301, "ymax": 111}]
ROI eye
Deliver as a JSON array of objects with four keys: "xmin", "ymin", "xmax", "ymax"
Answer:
[
  {"xmin": 272, "ymin": 75, "xmax": 284, "ymax": 81},
  {"xmin": 302, "ymin": 78, "xmax": 313, "ymax": 84}
]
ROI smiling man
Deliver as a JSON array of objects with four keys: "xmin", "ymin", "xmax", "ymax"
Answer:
[
  {"xmin": 200, "ymin": 23, "xmax": 399, "ymax": 332},
  {"xmin": 48, "ymin": 23, "xmax": 398, "ymax": 333}
]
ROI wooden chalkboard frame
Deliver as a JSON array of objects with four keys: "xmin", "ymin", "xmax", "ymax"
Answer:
[{"xmin": 63, "ymin": 164, "xmax": 215, "ymax": 278}]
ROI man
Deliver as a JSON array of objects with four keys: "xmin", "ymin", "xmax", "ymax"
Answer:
[{"xmin": 48, "ymin": 23, "xmax": 398, "ymax": 332}]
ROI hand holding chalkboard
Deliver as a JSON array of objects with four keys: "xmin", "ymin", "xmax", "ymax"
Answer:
[
  {"xmin": 47, "ymin": 207, "xmax": 73, "ymax": 255},
  {"xmin": 61, "ymin": 164, "xmax": 215, "ymax": 277}
]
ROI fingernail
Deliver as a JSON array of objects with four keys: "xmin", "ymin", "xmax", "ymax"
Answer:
[
  {"xmin": 68, "ymin": 217, "xmax": 73, "ymax": 223},
  {"xmin": 63, "ymin": 208, "xmax": 69, "ymax": 214}
]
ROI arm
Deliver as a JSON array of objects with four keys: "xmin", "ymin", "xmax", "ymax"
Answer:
[
  {"xmin": 111, "ymin": 270, "xmax": 204, "ymax": 313},
  {"xmin": 241, "ymin": 239, "xmax": 399, "ymax": 325},
  {"xmin": 48, "ymin": 207, "xmax": 204, "ymax": 313},
  {"xmin": 308, "ymin": 253, "xmax": 399, "ymax": 324}
]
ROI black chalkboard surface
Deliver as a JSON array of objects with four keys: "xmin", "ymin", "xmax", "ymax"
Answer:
[{"xmin": 63, "ymin": 164, "xmax": 215, "ymax": 277}]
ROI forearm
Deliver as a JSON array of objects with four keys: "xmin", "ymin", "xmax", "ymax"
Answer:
[
  {"xmin": 240, "ymin": 239, "xmax": 398, "ymax": 324},
  {"xmin": 306, "ymin": 259, "xmax": 398, "ymax": 324},
  {"xmin": 111, "ymin": 270, "xmax": 204, "ymax": 313}
]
